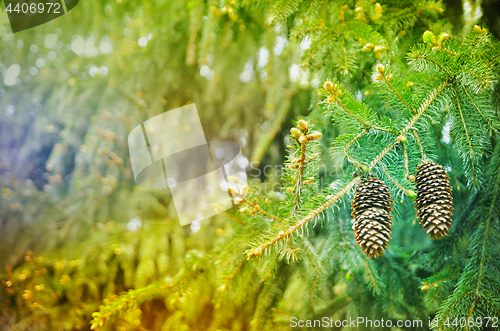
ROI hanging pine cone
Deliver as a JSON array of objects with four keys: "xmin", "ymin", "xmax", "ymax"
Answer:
[
  {"xmin": 415, "ymin": 161, "xmax": 453, "ymax": 239},
  {"xmin": 352, "ymin": 175, "xmax": 393, "ymax": 259}
]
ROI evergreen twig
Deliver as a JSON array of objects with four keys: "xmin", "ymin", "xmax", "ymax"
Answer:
[{"xmin": 246, "ymin": 81, "xmax": 447, "ymax": 258}]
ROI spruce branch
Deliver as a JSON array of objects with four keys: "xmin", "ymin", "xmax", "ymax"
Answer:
[
  {"xmin": 245, "ymin": 81, "xmax": 447, "ymax": 259},
  {"xmin": 222, "ymin": 210, "xmax": 247, "ymax": 227},
  {"xmin": 410, "ymin": 50, "xmax": 452, "ymax": 75},
  {"xmin": 90, "ymin": 270, "xmax": 200, "ymax": 330},
  {"xmin": 437, "ymin": 45, "xmax": 457, "ymax": 56},
  {"xmin": 216, "ymin": 258, "xmax": 246, "ymax": 308},
  {"xmin": 245, "ymin": 177, "xmax": 360, "ymax": 259},
  {"xmin": 267, "ymin": 0, "xmax": 303, "ymax": 25},
  {"xmin": 293, "ymin": 125, "xmax": 308, "ymax": 211},
  {"xmin": 435, "ymin": 144, "xmax": 500, "ymax": 330},
  {"xmin": 285, "ymin": 120, "xmax": 323, "ymax": 212}
]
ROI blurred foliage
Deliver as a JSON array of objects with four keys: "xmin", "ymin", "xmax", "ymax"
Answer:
[{"xmin": 0, "ymin": 0, "xmax": 499, "ymax": 331}]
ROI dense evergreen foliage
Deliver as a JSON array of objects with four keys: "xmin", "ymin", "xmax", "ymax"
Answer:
[{"xmin": 1, "ymin": 0, "xmax": 499, "ymax": 330}]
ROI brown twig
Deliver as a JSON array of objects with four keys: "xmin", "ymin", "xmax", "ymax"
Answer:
[
  {"xmin": 242, "ymin": 198, "xmax": 285, "ymax": 223},
  {"xmin": 293, "ymin": 136, "xmax": 308, "ymax": 211},
  {"xmin": 413, "ymin": 129, "xmax": 426, "ymax": 159}
]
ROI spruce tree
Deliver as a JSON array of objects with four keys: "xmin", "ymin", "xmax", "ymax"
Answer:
[{"xmin": 0, "ymin": 1, "xmax": 499, "ymax": 331}]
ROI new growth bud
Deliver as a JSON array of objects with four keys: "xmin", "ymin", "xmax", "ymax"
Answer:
[
  {"xmin": 323, "ymin": 81, "xmax": 334, "ymax": 92},
  {"xmin": 372, "ymin": 3, "xmax": 383, "ymax": 21},
  {"xmin": 423, "ymin": 30, "xmax": 436, "ymax": 44},
  {"xmin": 290, "ymin": 127, "xmax": 301, "ymax": 138},
  {"xmin": 297, "ymin": 119, "xmax": 308, "ymax": 132},
  {"xmin": 438, "ymin": 32, "xmax": 449, "ymax": 44},
  {"xmin": 363, "ymin": 43, "xmax": 374, "ymax": 51},
  {"xmin": 308, "ymin": 131, "xmax": 322, "ymax": 141},
  {"xmin": 407, "ymin": 190, "xmax": 417, "ymax": 199}
]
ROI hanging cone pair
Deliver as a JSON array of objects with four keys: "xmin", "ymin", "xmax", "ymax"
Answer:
[
  {"xmin": 352, "ymin": 175, "xmax": 393, "ymax": 259},
  {"xmin": 414, "ymin": 161, "xmax": 454, "ymax": 239}
]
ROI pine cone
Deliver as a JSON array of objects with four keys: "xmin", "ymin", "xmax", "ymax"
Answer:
[
  {"xmin": 415, "ymin": 161, "xmax": 454, "ymax": 239},
  {"xmin": 352, "ymin": 175, "xmax": 393, "ymax": 258}
]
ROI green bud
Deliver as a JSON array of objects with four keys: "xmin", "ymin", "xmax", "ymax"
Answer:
[
  {"xmin": 423, "ymin": 30, "xmax": 436, "ymax": 44},
  {"xmin": 290, "ymin": 127, "xmax": 301, "ymax": 138},
  {"xmin": 323, "ymin": 81, "xmax": 334, "ymax": 91},
  {"xmin": 298, "ymin": 119, "xmax": 308, "ymax": 132},
  {"xmin": 438, "ymin": 32, "xmax": 449, "ymax": 44},
  {"xmin": 408, "ymin": 190, "xmax": 417, "ymax": 199}
]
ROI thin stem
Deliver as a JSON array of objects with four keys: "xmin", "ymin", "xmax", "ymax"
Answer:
[
  {"xmin": 439, "ymin": 47, "xmax": 457, "ymax": 56},
  {"xmin": 381, "ymin": 73, "xmax": 416, "ymax": 113},
  {"xmin": 454, "ymin": 94, "xmax": 478, "ymax": 186},
  {"xmin": 344, "ymin": 129, "xmax": 368, "ymax": 168},
  {"xmin": 216, "ymin": 258, "xmax": 246, "ymax": 307},
  {"xmin": 413, "ymin": 129, "xmax": 426, "ymax": 159},
  {"xmin": 402, "ymin": 142, "xmax": 410, "ymax": 178},
  {"xmin": 419, "ymin": 55, "xmax": 452, "ymax": 75},
  {"xmin": 242, "ymin": 198, "xmax": 285, "ymax": 222},
  {"xmin": 382, "ymin": 166, "xmax": 413, "ymax": 197},
  {"xmin": 222, "ymin": 210, "xmax": 247, "ymax": 226}
]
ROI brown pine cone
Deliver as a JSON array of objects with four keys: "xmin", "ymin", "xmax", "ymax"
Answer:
[
  {"xmin": 415, "ymin": 161, "xmax": 454, "ymax": 239},
  {"xmin": 352, "ymin": 175, "xmax": 393, "ymax": 258}
]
